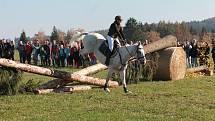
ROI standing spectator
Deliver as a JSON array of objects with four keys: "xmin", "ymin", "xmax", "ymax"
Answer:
[
  {"xmin": 3, "ymin": 39, "xmax": 11, "ymax": 59},
  {"xmin": 184, "ymin": 41, "xmax": 192, "ymax": 68},
  {"xmin": 190, "ymin": 40, "xmax": 198, "ymax": 67},
  {"xmin": 73, "ymin": 46, "xmax": 80, "ymax": 68},
  {"xmin": 59, "ymin": 44, "xmax": 65, "ymax": 67},
  {"xmin": 76, "ymin": 41, "xmax": 83, "ymax": 67},
  {"xmin": 32, "ymin": 41, "xmax": 40, "ymax": 65},
  {"xmin": 9, "ymin": 40, "xmax": 15, "ymax": 60},
  {"xmin": 25, "ymin": 42, "xmax": 33, "ymax": 64},
  {"xmin": 1, "ymin": 39, "xmax": 6, "ymax": 58},
  {"xmin": 212, "ymin": 43, "xmax": 215, "ymax": 70},
  {"xmin": 205, "ymin": 42, "xmax": 210, "ymax": 66},
  {"xmin": 0, "ymin": 40, "xmax": 3, "ymax": 58},
  {"xmin": 18, "ymin": 41, "xmax": 26, "ymax": 63},
  {"xmin": 64, "ymin": 44, "xmax": 70, "ymax": 67},
  {"xmin": 44, "ymin": 40, "xmax": 51, "ymax": 66},
  {"xmin": 51, "ymin": 40, "xmax": 59, "ymax": 67},
  {"xmin": 69, "ymin": 45, "xmax": 75, "ymax": 66},
  {"xmin": 40, "ymin": 45, "xmax": 46, "ymax": 66}
]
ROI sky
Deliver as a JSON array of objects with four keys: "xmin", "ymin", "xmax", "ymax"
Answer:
[{"xmin": 0, "ymin": 0, "xmax": 214, "ymax": 39}]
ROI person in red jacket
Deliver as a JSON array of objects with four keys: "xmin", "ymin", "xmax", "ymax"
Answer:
[{"xmin": 25, "ymin": 41, "xmax": 33, "ymax": 64}]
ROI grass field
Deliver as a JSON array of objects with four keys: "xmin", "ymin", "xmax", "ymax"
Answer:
[{"xmin": 0, "ymin": 51, "xmax": 215, "ymax": 121}]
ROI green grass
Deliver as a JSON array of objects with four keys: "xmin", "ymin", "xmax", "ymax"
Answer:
[{"xmin": 0, "ymin": 50, "xmax": 215, "ymax": 121}]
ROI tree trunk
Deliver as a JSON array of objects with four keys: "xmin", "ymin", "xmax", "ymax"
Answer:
[
  {"xmin": 73, "ymin": 63, "xmax": 107, "ymax": 75},
  {"xmin": 144, "ymin": 35, "xmax": 177, "ymax": 54},
  {"xmin": 34, "ymin": 89, "xmax": 54, "ymax": 94},
  {"xmin": 0, "ymin": 59, "xmax": 118, "ymax": 87},
  {"xmin": 36, "ymin": 63, "xmax": 108, "ymax": 90},
  {"xmin": 57, "ymin": 85, "xmax": 92, "ymax": 92},
  {"xmin": 186, "ymin": 65, "xmax": 208, "ymax": 73},
  {"xmin": 35, "ymin": 85, "xmax": 92, "ymax": 94},
  {"xmin": 153, "ymin": 47, "xmax": 186, "ymax": 80}
]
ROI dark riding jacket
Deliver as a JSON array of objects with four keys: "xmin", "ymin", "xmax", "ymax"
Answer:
[{"xmin": 108, "ymin": 21, "xmax": 125, "ymax": 40}]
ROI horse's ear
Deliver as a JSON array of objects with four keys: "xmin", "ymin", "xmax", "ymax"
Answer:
[{"xmin": 138, "ymin": 41, "xmax": 141, "ymax": 46}]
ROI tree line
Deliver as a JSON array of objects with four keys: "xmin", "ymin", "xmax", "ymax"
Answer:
[
  {"xmin": 123, "ymin": 17, "xmax": 215, "ymax": 44},
  {"xmin": 18, "ymin": 17, "xmax": 215, "ymax": 45}
]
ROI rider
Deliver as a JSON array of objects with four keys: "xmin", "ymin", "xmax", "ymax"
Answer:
[{"xmin": 106, "ymin": 15, "xmax": 126, "ymax": 65}]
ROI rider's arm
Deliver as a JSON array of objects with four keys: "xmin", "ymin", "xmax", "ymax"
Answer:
[{"xmin": 119, "ymin": 27, "xmax": 125, "ymax": 40}]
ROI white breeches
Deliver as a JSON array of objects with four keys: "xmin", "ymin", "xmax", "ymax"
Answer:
[{"xmin": 107, "ymin": 35, "xmax": 120, "ymax": 52}]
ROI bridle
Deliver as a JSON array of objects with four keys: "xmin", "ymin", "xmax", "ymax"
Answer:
[{"xmin": 117, "ymin": 43, "xmax": 146, "ymax": 68}]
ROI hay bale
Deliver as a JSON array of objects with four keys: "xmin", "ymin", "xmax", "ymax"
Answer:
[{"xmin": 153, "ymin": 47, "xmax": 186, "ymax": 80}]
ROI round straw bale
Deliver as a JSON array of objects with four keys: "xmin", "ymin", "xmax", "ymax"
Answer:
[{"xmin": 154, "ymin": 47, "xmax": 186, "ymax": 80}]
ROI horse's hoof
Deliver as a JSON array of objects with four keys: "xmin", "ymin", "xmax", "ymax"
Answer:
[
  {"xmin": 125, "ymin": 90, "xmax": 132, "ymax": 94},
  {"xmin": 123, "ymin": 87, "xmax": 132, "ymax": 94},
  {"xmin": 104, "ymin": 88, "xmax": 110, "ymax": 93}
]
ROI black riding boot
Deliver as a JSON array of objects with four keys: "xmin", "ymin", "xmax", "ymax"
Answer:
[{"xmin": 105, "ymin": 51, "xmax": 112, "ymax": 66}]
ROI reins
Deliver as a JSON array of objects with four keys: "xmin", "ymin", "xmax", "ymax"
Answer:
[{"xmin": 117, "ymin": 42, "xmax": 145, "ymax": 68}]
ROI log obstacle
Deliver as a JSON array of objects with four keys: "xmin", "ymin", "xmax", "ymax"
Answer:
[
  {"xmin": 57, "ymin": 85, "xmax": 92, "ymax": 92},
  {"xmin": 186, "ymin": 65, "xmax": 212, "ymax": 76},
  {"xmin": 186, "ymin": 65, "xmax": 208, "ymax": 73},
  {"xmin": 73, "ymin": 63, "xmax": 107, "ymax": 75},
  {"xmin": 35, "ymin": 85, "xmax": 92, "ymax": 94},
  {"xmin": 35, "ymin": 63, "xmax": 108, "ymax": 90},
  {"xmin": 0, "ymin": 59, "xmax": 119, "ymax": 87},
  {"xmin": 153, "ymin": 47, "xmax": 186, "ymax": 80},
  {"xmin": 144, "ymin": 35, "xmax": 177, "ymax": 54}
]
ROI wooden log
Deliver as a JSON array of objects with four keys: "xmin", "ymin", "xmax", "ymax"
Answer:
[
  {"xmin": 73, "ymin": 63, "xmax": 107, "ymax": 75},
  {"xmin": 144, "ymin": 35, "xmax": 177, "ymax": 54},
  {"xmin": 0, "ymin": 59, "xmax": 118, "ymax": 87},
  {"xmin": 153, "ymin": 47, "xmax": 186, "ymax": 80},
  {"xmin": 186, "ymin": 65, "xmax": 208, "ymax": 73},
  {"xmin": 57, "ymin": 85, "xmax": 92, "ymax": 92},
  {"xmin": 36, "ymin": 79, "xmax": 70, "ymax": 89},
  {"xmin": 35, "ymin": 85, "xmax": 92, "ymax": 94},
  {"xmin": 36, "ymin": 63, "xmax": 108, "ymax": 90},
  {"xmin": 34, "ymin": 89, "xmax": 54, "ymax": 94}
]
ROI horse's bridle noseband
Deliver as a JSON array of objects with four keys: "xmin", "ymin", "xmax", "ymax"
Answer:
[{"xmin": 126, "ymin": 44, "xmax": 146, "ymax": 62}]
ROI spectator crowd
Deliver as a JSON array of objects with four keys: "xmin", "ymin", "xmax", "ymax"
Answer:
[
  {"xmin": 180, "ymin": 39, "xmax": 214, "ymax": 69},
  {"xmin": 0, "ymin": 39, "xmax": 15, "ymax": 60},
  {"xmin": 0, "ymin": 38, "xmax": 97, "ymax": 68},
  {"xmin": 1, "ymin": 37, "xmax": 215, "ymax": 70}
]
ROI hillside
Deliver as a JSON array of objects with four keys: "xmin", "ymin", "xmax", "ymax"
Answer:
[{"xmin": 187, "ymin": 17, "xmax": 215, "ymax": 33}]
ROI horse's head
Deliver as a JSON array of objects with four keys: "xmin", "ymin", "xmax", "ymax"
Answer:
[{"xmin": 135, "ymin": 41, "xmax": 146, "ymax": 65}]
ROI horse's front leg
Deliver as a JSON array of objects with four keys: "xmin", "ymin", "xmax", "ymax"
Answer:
[
  {"xmin": 104, "ymin": 69, "xmax": 112, "ymax": 93},
  {"xmin": 120, "ymin": 69, "xmax": 131, "ymax": 93}
]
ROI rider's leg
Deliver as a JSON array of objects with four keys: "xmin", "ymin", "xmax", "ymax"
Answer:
[
  {"xmin": 105, "ymin": 36, "xmax": 114, "ymax": 65},
  {"xmin": 107, "ymin": 36, "xmax": 114, "ymax": 52}
]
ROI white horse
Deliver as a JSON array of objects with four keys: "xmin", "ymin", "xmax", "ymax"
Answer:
[{"xmin": 71, "ymin": 32, "xmax": 146, "ymax": 93}]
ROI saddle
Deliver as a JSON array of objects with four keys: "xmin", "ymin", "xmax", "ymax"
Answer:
[
  {"xmin": 99, "ymin": 40, "xmax": 119, "ymax": 65},
  {"xmin": 99, "ymin": 40, "xmax": 118, "ymax": 58}
]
